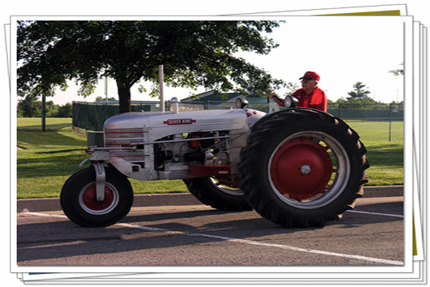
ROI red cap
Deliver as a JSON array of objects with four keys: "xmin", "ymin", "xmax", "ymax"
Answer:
[{"xmin": 299, "ymin": 71, "xmax": 320, "ymax": 81}]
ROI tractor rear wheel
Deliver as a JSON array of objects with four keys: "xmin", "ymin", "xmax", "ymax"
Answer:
[
  {"xmin": 238, "ymin": 109, "xmax": 369, "ymax": 227},
  {"xmin": 183, "ymin": 177, "xmax": 252, "ymax": 211}
]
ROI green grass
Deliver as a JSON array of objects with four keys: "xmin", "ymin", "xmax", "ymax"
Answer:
[
  {"xmin": 17, "ymin": 118, "xmax": 88, "ymax": 198},
  {"xmin": 16, "ymin": 118, "xmax": 403, "ymax": 198},
  {"xmin": 346, "ymin": 121, "xmax": 403, "ymax": 186},
  {"xmin": 346, "ymin": 120, "xmax": 403, "ymax": 142}
]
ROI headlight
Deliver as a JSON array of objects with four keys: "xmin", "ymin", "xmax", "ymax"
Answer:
[
  {"xmin": 235, "ymin": 97, "xmax": 249, "ymax": 109},
  {"xmin": 284, "ymin": 95, "xmax": 298, "ymax": 108}
]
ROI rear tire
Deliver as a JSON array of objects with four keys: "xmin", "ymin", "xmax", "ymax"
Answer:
[
  {"xmin": 61, "ymin": 166, "xmax": 133, "ymax": 227},
  {"xmin": 238, "ymin": 109, "xmax": 369, "ymax": 227},
  {"xmin": 183, "ymin": 177, "xmax": 252, "ymax": 211}
]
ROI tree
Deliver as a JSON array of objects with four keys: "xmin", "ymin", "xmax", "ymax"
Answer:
[
  {"xmin": 346, "ymin": 82, "xmax": 374, "ymax": 103},
  {"xmin": 283, "ymin": 82, "xmax": 300, "ymax": 96},
  {"xmin": 344, "ymin": 82, "xmax": 377, "ymax": 110},
  {"xmin": 56, "ymin": 103, "xmax": 73, "ymax": 118},
  {"xmin": 17, "ymin": 94, "xmax": 41, "ymax": 117},
  {"xmin": 95, "ymin": 96, "xmax": 117, "ymax": 102},
  {"xmin": 17, "ymin": 95, "xmax": 73, "ymax": 118},
  {"xmin": 17, "ymin": 94, "xmax": 63, "ymax": 117},
  {"xmin": 389, "ymin": 62, "xmax": 404, "ymax": 76},
  {"xmin": 17, "ymin": 21, "xmax": 285, "ymax": 113},
  {"xmin": 235, "ymin": 71, "xmax": 285, "ymax": 98}
]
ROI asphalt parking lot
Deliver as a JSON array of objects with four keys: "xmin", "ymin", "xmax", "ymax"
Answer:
[{"xmin": 16, "ymin": 187, "xmax": 404, "ymax": 267}]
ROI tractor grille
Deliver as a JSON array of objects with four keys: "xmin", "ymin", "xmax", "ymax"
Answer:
[{"xmin": 104, "ymin": 128, "xmax": 146, "ymax": 147}]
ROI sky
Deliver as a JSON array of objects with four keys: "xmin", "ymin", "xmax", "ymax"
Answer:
[{"xmin": 48, "ymin": 16, "xmax": 405, "ymax": 106}]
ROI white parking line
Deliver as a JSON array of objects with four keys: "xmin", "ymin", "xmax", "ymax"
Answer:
[
  {"xmin": 24, "ymin": 211, "xmax": 404, "ymax": 266},
  {"xmin": 347, "ymin": 210, "xmax": 403, "ymax": 218},
  {"xmin": 117, "ymin": 222, "xmax": 403, "ymax": 266}
]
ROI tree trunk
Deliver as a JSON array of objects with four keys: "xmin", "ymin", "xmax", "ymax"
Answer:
[{"xmin": 117, "ymin": 80, "xmax": 131, "ymax": 113}]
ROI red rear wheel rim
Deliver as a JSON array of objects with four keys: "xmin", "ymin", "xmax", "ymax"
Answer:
[{"xmin": 270, "ymin": 137, "xmax": 333, "ymax": 201}]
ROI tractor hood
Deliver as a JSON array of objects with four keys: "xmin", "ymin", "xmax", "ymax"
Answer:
[{"xmin": 104, "ymin": 109, "xmax": 249, "ymax": 141}]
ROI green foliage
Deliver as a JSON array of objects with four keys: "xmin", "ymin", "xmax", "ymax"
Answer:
[
  {"xmin": 17, "ymin": 95, "xmax": 73, "ymax": 117},
  {"xmin": 283, "ymin": 82, "xmax": 300, "ymax": 97},
  {"xmin": 347, "ymin": 82, "xmax": 374, "ymax": 102},
  {"xmin": 389, "ymin": 62, "xmax": 404, "ymax": 76},
  {"xmin": 17, "ymin": 94, "xmax": 40, "ymax": 117},
  {"xmin": 56, "ymin": 103, "xmax": 73, "ymax": 117},
  {"xmin": 95, "ymin": 96, "xmax": 117, "ymax": 102},
  {"xmin": 330, "ymin": 82, "xmax": 378, "ymax": 109},
  {"xmin": 17, "ymin": 21, "xmax": 285, "ymax": 112}
]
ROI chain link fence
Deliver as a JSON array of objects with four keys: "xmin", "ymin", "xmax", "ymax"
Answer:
[
  {"xmin": 73, "ymin": 101, "xmax": 403, "ymax": 135},
  {"xmin": 72, "ymin": 101, "xmax": 205, "ymax": 134},
  {"xmin": 73, "ymin": 102, "xmax": 150, "ymax": 135},
  {"xmin": 179, "ymin": 100, "xmax": 404, "ymax": 121},
  {"xmin": 327, "ymin": 103, "xmax": 403, "ymax": 121}
]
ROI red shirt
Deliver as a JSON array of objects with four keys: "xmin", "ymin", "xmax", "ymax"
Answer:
[{"xmin": 291, "ymin": 87, "xmax": 327, "ymax": 112}]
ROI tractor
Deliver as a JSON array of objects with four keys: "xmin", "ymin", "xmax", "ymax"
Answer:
[{"xmin": 61, "ymin": 96, "xmax": 369, "ymax": 228}]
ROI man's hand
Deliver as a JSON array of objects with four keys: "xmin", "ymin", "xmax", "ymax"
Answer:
[{"xmin": 267, "ymin": 92, "xmax": 278, "ymax": 99}]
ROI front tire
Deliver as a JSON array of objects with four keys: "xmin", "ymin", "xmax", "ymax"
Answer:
[
  {"xmin": 60, "ymin": 166, "xmax": 133, "ymax": 227},
  {"xmin": 238, "ymin": 109, "xmax": 369, "ymax": 227}
]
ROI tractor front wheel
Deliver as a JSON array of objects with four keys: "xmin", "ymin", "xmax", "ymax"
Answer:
[{"xmin": 60, "ymin": 166, "xmax": 133, "ymax": 227}]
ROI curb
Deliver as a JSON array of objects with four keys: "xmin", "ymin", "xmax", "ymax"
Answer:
[{"xmin": 17, "ymin": 186, "xmax": 403, "ymax": 212}]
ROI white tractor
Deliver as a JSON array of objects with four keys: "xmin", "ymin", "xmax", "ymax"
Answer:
[{"xmin": 61, "ymin": 96, "xmax": 369, "ymax": 228}]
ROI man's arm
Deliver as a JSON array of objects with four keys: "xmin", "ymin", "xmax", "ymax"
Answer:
[{"xmin": 267, "ymin": 93, "xmax": 285, "ymax": 107}]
